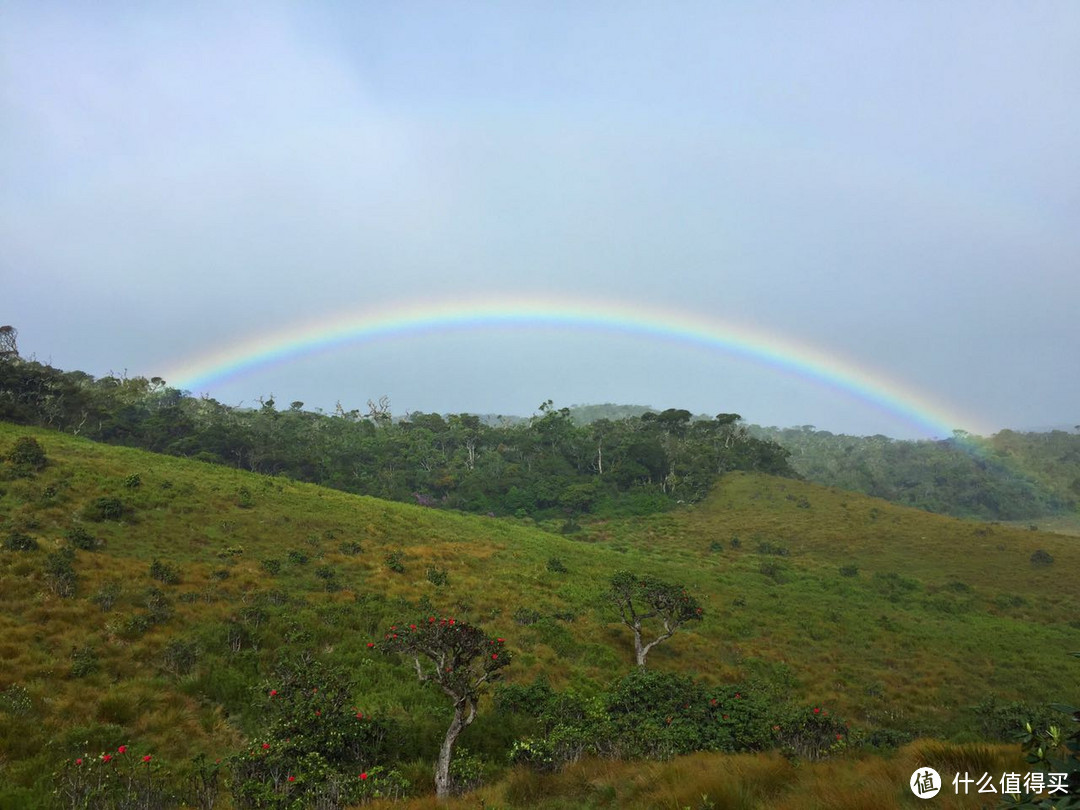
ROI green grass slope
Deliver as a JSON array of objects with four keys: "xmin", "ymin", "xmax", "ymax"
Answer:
[{"xmin": 0, "ymin": 422, "xmax": 1076, "ymax": 807}]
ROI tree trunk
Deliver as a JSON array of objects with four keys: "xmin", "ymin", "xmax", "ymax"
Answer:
[{"xmin": 434, "ymin": 704, "xmax": 469, "ymax": 800}]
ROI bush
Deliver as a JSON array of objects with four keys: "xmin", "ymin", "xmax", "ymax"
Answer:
[
  {"xmin": 149, "ymin": 558, "xmax": 181, "ymax": 585},
  {"xmin": 2, "ymin": 530, "xmax": 38, "ymax": 551},
  {"xmin": 84, "ymin": 496, "xmax": 124, "ymax": 522},
  {"xmin": 227, "ymin": 654, "xmax": 407, "ymax": 808},
  {"xmin": 45, "ymin": 547, "xmax": 78, "ymax": 597},
  {"xmin": 287, "ymin": 549, "xmax": 309, "ymax": 565},
  {"xmin": 546, "ymin": 557, "xmax": 568, "ymax": 573},
  {"xmin": 91, "ymin": 582, "xmax": 121, "ymax": 612},
  {"xmin": 1030, "ymin": 549, "xmax": 1054, "ymax": 566},
  {"xmin": 235, "ymin": 486, "xmax": 254, "ymax": 508},
  {"xmin": 772, "ymin": 705, "xmax": 849, "ymax": 760},
  {"xmin": 69, "ymin": 645, "xmax": 99, "ymax": 677},
  {"xmin": 338, "ymin": 540, "xmax": 363, "ymax": 556},
  {"xmin": 513, "ymin": 607, "xmax": 541, "ymax": 626},
  {"xmin": 260, "ymin": 558, "xmax": 282, "ymax": 575},
  {"xmin": 384, "ymin": 550, "xmax": 405, "ymax": 574},
  {"xmin": 426, "ymin": 565, "xmax": 449, "ymax": 586},
  {"xmin": 123, "ymin": 473, "xmax": 141, "ymax": 489},
  {"xmin": 6, "ymin": 436, "xmax": 46, "ymax": 473},
  {"xmin": 162, "ymin": 639, "xmax": 200, "ymax": 677},
  {"xmin": 839, "ymin": 564, "xmax": 859, "ymax": 577},
  {"xmin": 65, "ymin": 526, "xmax": 100, "ymax": 551}
]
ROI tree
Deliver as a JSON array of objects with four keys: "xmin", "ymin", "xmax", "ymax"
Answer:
[
  {"xmin": 379, "ymin": 617, "xmax": 510, "ymax": 799},
  {"xmin": 607, "ymin": 571, "xmax": 703, "ymax": 668},
  {"xmin": 0, "ymin": 325, "xmax": 18, "ymax": 359}
]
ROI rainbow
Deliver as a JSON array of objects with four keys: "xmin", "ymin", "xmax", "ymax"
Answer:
[{"xmin": 162, "ymin": 295, "xmax": 988, "ymax": 438}]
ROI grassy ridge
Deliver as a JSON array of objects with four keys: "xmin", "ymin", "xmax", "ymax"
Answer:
[{"xmin": 1, "ymin": 421, "xmax": 1077, "ymax": 807}]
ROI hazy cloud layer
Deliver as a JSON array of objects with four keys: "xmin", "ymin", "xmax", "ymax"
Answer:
[{"xmin": 3, "ymin": 2, "xmax": 1078, "ymax": 437}]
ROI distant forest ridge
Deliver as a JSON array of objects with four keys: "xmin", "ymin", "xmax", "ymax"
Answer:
[{"xmin": 1, "ymin": 347, "xmax": 1077, "ymax": 521}]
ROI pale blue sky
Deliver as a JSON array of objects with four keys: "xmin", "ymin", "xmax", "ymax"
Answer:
[{"xmin": 2, "ymin": 2, "xmax": 1078, "ymax": 437}]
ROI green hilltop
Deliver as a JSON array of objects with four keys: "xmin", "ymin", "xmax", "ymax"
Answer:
[{"xmin": 1, "ymin": 421, "xmax": 1077, "ymax": 808}]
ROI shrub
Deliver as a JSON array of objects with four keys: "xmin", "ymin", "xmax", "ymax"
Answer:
[
  {"xmin": 708, "ymin": 540, "xmax": 724, "ymax": 553},
  {"xmin": 91, "ymin": 582, "xmax": 122, "ymax": 612},
  {"xmin": 384, "ymin": 550, "xmax": 405, "ymax": 574},
  {"xmin": 149, "ymin": 558, "xmax": 181, "ymax": 585},
  {"xmin": 839, "ymin": 564, "xmax": 859, "ymax": 577},
  {"xmin": 772, "ymin": 705, "xmax": 849, "ymax": 760},
  {"xmin": 65, "ymin": 526, "xmax": 100, "ymax": 551},
  {"xmin": 514, "ymin": 607, "xmax": 541, "ymax": 626},
  {"xmin": 287, "ymin": 549, "xmax": 309, "ymax": 565},
  {"xmin": 210, "ymin": 568, "xmax": 230, "ymax": 581},
  {"xmin": 84, "ymin": 496, "xmax": 124, "ymax": 522},
  {"xmin": 260, "ymin": 558, "xmax": 282, "ymax": 575},
  {"xmin": 144, "ymin": 587, "xmax": 174, "ymax": 624},
  {"xmin": 123, "ymin": 473, "xmax": 141, "ymax": 489},
  {"xmin": 45, "ymin": 548, "xmax": 78, "ymax": 597},
  {"xmin": 235, "ymin": 486, "xmax": 254, "ymax": 508},
  {"xmin": 338, "ymin": 540, "xmax": 363, "ymax": 556},
  {"xmin": 426, "ymin": 565, "xmax": 449, "ymax": 586},
  {"xmin": 2, "ymin": 530, "xmax": 38, "ymax": 551},
  {"xmin": 162, "ymin": 639, "xmax": 200, "ymax": 677},
  {"xmin": 6, "ymin": 436, "xmax": 46, "ymax": 473},
  {"xmin": 69, "ymin": 645, "xmax": 99, "ymax": 677},
  {"xmin": 1030, "ymin": 549, "xmax": 1054, "ymax": 566},
  {"xmin": 228, "ymin": 654, "xmax": 406, "ymax": 808},
  {"xmin": 546, "ymin": 557, "xmax": 568, "ymax": 573}
]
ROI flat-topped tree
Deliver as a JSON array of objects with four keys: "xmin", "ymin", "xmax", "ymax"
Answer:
[
  {"xmin": 608, "ymin": 570, "xmax": 703, "ymax": 668},
  {"xmin": 379, "ymin": 617, "xmax": 510, "ymax": 800}
]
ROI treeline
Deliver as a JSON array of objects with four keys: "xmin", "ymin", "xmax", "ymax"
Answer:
[
  {"xmin": 753, "ymin": 426, "xmax": 1079, "ymax": 520},
  {"xmin": 0, "ymin": 356, "xmax": 794, "ymax": 518}
]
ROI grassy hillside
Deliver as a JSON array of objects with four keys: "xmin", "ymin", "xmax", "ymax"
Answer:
[{"xmin": 1, "ymin": 421, "xmax": 1076, "ymax": 808}]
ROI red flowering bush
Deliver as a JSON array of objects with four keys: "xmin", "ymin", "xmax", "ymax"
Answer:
[
  {"xmin": 772, "ymin": 704, "xmax": 849, "ymax": 760},
  {"xmin": 227, "ymin": 653, "xmax": 406, "ymax": 809}
]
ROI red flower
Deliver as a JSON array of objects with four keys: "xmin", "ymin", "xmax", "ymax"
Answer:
[
  {"xmin": 288, "ymin": 775, "xmax": 295, "ymax": 782},
  {"xmin": 409, "ymin": 624, "xmax": 416, "ymax": 630},
  {"xmin": 270, "ymin": 690, "xmax": 278, "ymax": 697},
  {"xmin": 359, "ymin": 772, "xmax": 368, "ymax": 780},
  {"xmin": 315, "ymin": 710, "xmax": 321, "ymax": 716},
  {"xmin": 75, "ymin": 758, "xmax": 83, "ymax": 766},
  {"xmin": 367, "ymin": 642, "xmax": 374, "ymax": 648},
  {"xmin": 428, "ymin": 616, "xmax": 435, "ymax": 623},
  {"xmin": 813, "ymin": 707, "xmax": 821, "ymax": 714},
  {"xmin": 262, "ymin": 743, "xmax": 271, "ymax": 750},
  {"xmin": 117, "ymin": 746, "xmax": 127, "ymax": 754},
  {"xmin": 143, "ymin": 755, "xmax": 152, "ymax": 763},
  {"xmin": 734, "ymin": 693, "xmax": 741, "ymax": 699},
  {"xmin": 723, "ymin": 714, "xmax": 729, "ymax": 720},
  {"xmin": 497, "ymin": 638, "xmax": 504, "ymax": 643},
  {"xmin": 836, "ymin": 734, "xmax": 843, "ymax": 740},
  {"xmin": 102, "ymin": 754, "xmax": 112, "ymax": 763},
  {"xmin": 710, "ymin": 699, "xmax": 718, "ymax": 706},
  {"xmin": 356, "ymin": 712, "xmax": 364, "ymax": 719},
  {"xmin": 449, "ymin": 619, "xmax": 455, "ymax": 625},
  {"xmin": 491, "ymin": 653, "xmax": 498, "ymax": 660}
]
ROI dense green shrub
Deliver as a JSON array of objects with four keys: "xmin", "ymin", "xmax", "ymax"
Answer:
[
  {"xmin": 287, "ymin": 549, "xmax": 309, "ymax": 565},
  {"xmin": 383, "ymin": 550, "xmax": 405, "ymax": 574},
  {"xmin": 6, "ymin": 436, "xmax": 46, "ymax": 474},
  {"xmin": 425, "ymin": 565, "xmax": 449, "ymax": 586},
  {"xmin": 1030, "ymin": 549, "xmax": 1054, "ymax": 566},
  {"xmin": 65, "ymin": 525, "xmax": 100, "ymax": 551},
  {"xmin": 84, "ymin": 496, "xmax": 124, "ymax": 522},
  {"xmin": 69, "ymin": 645, "xmax": 99, "ymax": 678},
  {"xmin": 260, "ymin": 558, "xmax": 282, "ymax": 575},
  {"xmin": 546, "ymin": 557, "xmax": 568, "ymax": 573},
  {"xmin": 227, "ymin": 654, "xmax": 407, "ymax": 809},
  {"xmin": 149, "ymin": 558, "xmax": 181, "ymax": 585},
  {"xmin": 45, "ymin": 548, "xmax": 78, "ymax": 597},
  {"xmin": 337, "ymin": 540, "xmax": 363, "ymax": 556},
  {"xmin": 2, "ymin": 530, "xmax": 38, "ymax": 551},
  {"xmin": 771, "ymin": 704, "xmax": 849, "ymax": 760}
]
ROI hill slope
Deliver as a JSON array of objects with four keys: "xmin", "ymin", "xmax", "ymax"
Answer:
[{"xmin": 1, "ymin": 421, "xmax": 1076, "ymax": 807}]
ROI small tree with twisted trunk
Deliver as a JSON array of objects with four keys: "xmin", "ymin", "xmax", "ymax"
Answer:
[
  {"xmin": 379, "ymin": 617, "xmax": 510, "ymax": 800},
  {"xmin": 608, "ymin": 570, "xmax": 703, "ymax": 668}
]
